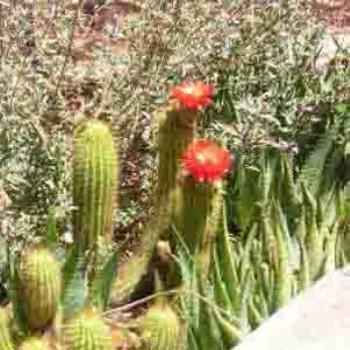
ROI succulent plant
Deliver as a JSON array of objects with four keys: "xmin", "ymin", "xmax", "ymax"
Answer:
[
  {"xmin": 18, "ymin": 245, "xmax": 61, "ymax": 330},
  {"xmin": 73, "ymin": 118, "xmax": 118, "ymax": 250},
  {"xmin": 63, "ymin": 308, "xmax": 112, "ymax": 350},
  {"xmin": 0, "ymin": 307, "xmax": 14, "ymax": 350},
  {"xmin": 18, "ymin": 338, "xmax": 51, "ymax": 350},
  {"xmin": 139, "ymin": 302, "xmax": 183, "ymax": 350}
]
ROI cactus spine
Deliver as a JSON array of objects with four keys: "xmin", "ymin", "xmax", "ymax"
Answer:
[
  {"xmin": 63, "ymin": 308, "xmax": 112, "ymax": 350},
  {"xmin": 0, "ymin": 308, "xmax": 14, "ymax": 350},
  {"xmin": 140, "ymin": 301, "xmax": 183, "ymax": 350},
  {"xmin": 19, "ymin": 338, "xmax": 50, "ymax": 350},
  {"xmin": 18, "ymin": 245, "xmax": 61, "ymax": 330},
  {"xmin": 73, "ymin": 118, "xmax": 118, "ymax": 250}
]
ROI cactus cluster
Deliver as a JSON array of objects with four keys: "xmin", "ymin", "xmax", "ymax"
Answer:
[{"xmin": 2, "ymin": 80, "xmax": 348, "ymax": 350}]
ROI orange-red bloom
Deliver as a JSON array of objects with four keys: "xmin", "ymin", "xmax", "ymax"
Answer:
[
  {"xmin": 169, "ymin": 81, "xmax": 215, "ymax": 111},
  {"xmin": 181, "ymin": 139, "xmax": 232, "ymax": 183}
]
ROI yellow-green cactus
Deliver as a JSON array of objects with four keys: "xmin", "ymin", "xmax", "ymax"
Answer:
[
  {"xmin": 0, "ymin": 308, "xmax": 14, "ymax": 350},
  {"xmin": 73, "ymin": 118, "xmax": 118, "ymax": 250},
  {"xmin": 140, "ymin": 302, "xmax": 183, "ymax": 350},
  {"xmin": 18, "ymin": 245, "xmax": 61, "ymax": 330},
  {"xmin": 63, "ymin": 308, "xmax": 112, "ymax": 350},
  {"xmin": 19, "ymin": 338, "xmax": 51, "ymax": 350}
]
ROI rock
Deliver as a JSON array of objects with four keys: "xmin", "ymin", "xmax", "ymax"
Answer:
[
  {"xmin": 314, "ymin": 31, "xmax": 350, "ymax": 74},
  {"xmin": 234, "ymin": 266, "xmax": 350, "ymax": 350}
]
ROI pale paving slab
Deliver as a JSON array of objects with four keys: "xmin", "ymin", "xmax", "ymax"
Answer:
[{"xmin": 234, "ymin": 266, "xmax": 350, "ymax": 350}]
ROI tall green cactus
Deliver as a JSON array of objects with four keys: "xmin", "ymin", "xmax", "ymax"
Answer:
[
  {"xmin": 113, "ymin": 89, "xmax": 204, "ymax": 301},
  {"xmin": 73, "ymin": 118, "xmax": 118, "ymax": 250},
  {"xmin": 18, "ymin": 245, "xmax": 61, "ymax": 330},
  {"xmin": 0, "ymin": 308, "xmax": 14, "ymax": 350},
  {"xmin": 63, "ymin": 308, "xmax": 112, "ymax": 350},
  {"xmin": 156, "ymin": 107, "xmax": 199, "ymax": 234},
  {"xmin": 174, "ymin": 178, "xmax": 223, "ymax": 277}
]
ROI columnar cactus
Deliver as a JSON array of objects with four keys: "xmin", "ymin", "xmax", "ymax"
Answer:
[
  {"xmin": 174, "ymin": 139, "xmax": 231, "ymax": 277},
  {"xmin": 0, "ymin": 308, "xmax": 14, "ymax": 350},
  {"xmin": 112, "ymin": 82, "xmax": 215, "ymax": 301},
  {"xmin": 156, "ymin": 82, "xmax": 215, "ymax": 234},
  {"xmin": 62, "ymin": 308, "xmax": 112, "ymax": 350},
  {"xmin": 18, "ymin": 245, "xmax": 61, "ymax": 330},
  {"xmin": 140, "ymin": 302, "xmax": 183, "ymax": 350},
  {"xmin": 19, "ymin": 338, "xmax": 51, "ymax": 350},
  {"xmin": 73, "ymin": 118, "xmax": 118, "ymax": 250}
]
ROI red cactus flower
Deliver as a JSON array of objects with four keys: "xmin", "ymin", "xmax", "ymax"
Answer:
[
  {"xmin": 169, "ymin": 81, "xmax": 215, "ymax": 111},
  {"xmin": 181, "ymin": 139, "xmax": 232, "ymax": 183}
]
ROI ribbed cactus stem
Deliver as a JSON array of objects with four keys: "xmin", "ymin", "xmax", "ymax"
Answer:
[
  {"xmin": 174, "ymin": 178, "xmax": 222, "ymax": 278},
  {"xmin": 63, "ymin": 308, "xmax": 112, "ymax": 350},
  {"xmin": 73, "ymin": 118, "xmax": 118, "ymax": 250},
  {"xmin": 140, "ymin": 302, "xmax": 183, "ymax": 350},
  {"xmin": 156, "ymin": 108, "xmax": 199, "ymax": 233},
  {"xmin": 18, "ymin": 245, "xmax": 61, "ymax": 330},
  {"xmin": 0, "ymin": 308, "xmax": 14, "ymax": 350},
  {"xmin": 19, "ymin": 338, "xmax": 51, "ymax": 350}
]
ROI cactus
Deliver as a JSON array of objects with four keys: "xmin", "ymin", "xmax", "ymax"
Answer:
[
  {"xmin": 73, "ymin": 118, "xmax": 118, "ymax": 250},
  {"xmin": 112, "ymin": 82, "xmax": 214, "ymax": 301},
  {"xmin": 156, "ymin": 107, "xmax": 200, "ymax": 235},
  {"xmin": 0, "ymin": 308, "xmax": 14, "ymax": 350},
  {"xmin": 174, "ymin": 179, "xmax": 222, "ymax": 277},
  {"xmin": 156, "ymin": 81, "xmax": 215, "ymax": 237},
  {"xmin": 18, "ymin": 245, "xmax": 61, "ymax": 330},
  {"xmin": 62, "ymin": 308, "xmax": 112, "ymax": 350},
  {"xmin": 173, "ymin": 139, "xmax": 231, "ymax": 279},
  {"xmin": 19, "ymin": 338, "xmax": 50, "ymax": 350},
  {"xmin": 140, "ymin": 302, "xmax": 183, "ymax": 350}
]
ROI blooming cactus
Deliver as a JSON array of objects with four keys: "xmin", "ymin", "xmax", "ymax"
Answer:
[{"xmin": 181, "ymin": 139, "xmax": 232, "ymax": 183}]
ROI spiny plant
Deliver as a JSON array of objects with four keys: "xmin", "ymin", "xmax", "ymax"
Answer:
[
  {"xmin": 139, "ymin": 296, "xmax": 184, "ymax": 350},
  {"xmin": 18, "ymin": 337, "xmax": 51, "ymax": 350},
  {"xmin": 0, "ymin": 307, "xmax": 14, "ymax": 350},
  {"xmin": 17, "ymin": 245, "xmax": 61, "ymax": 331},
  {"xmin": 73, "ymin": 117, "xmax": 118, "ymax": 250},
  {"xmin": 63, "ymin": 307, "xmax": 113, "ymax": 350}
]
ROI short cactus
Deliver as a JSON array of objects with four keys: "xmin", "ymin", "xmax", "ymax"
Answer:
[
  {"xmin": 0, "ymin": 308, "xmax": 14, "ymax": 350},
  {"xmin": 63, "ymin": 308, "xmax": 112, "ymax": 350},
  {"xmin": 19, "ymin": 338, "xmax": 50, "ymax": 350},
  {"xmin": 18, "ymin": 245, "xmax": 61, "ymax": 330},
  {"xmin": 73, "ymin": 118, "xmax": 118, "ymax": 250},
  {"xmin": 140, "ymin": 302, "xmax": 183, "ymax": 350}
]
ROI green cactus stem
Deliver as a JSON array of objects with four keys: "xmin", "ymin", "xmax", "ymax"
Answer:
[
  {"xmin": 19, "ymin": 338, "xmax": 51, "ymax": 350},
  {"xmin": 156, "ymin": 107, "xmax": 199, "ymax": 236},
  {"xmin": 0, "ymin": 308, "xmax": 14, "ymax": 350},
  {"xmin": 140, "ymin": 301, "xmax": 183, "ymax": 350},
  {"xmin": 173, "ymin": 178, "xmax": 223, "ymax": 279},
  {"xmin": 18, "ymin": 245, "xmax": 61, "ymax": 330},
  {"xmin": 73, "ymin": 118, "xmax": 118, "ymax": 250},
  {"xmin": 63, "ymin": 308, "xmax": 112, "ymax": 350}
]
